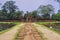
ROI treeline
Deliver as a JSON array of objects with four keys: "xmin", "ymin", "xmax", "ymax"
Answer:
[
  {"xmin": 0, "ymin": 1, "xmax": 23, "ymax": 20},
  {"xmin": 0, "ymin": 0, "xmax": 60, "ymax": 21}
]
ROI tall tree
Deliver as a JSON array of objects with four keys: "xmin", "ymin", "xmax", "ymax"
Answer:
[
  {"xmin": 55, "ymin": 0, "xmax": 60, "ymax": 13},
  {"xmin": 0, "ymin": 3, "xmax": 1, "ymax": 8},
  {"xmin": 2, "ymin": 1, "xmax": 18, "ymax": 19},
  {"xmin": 38, "ymin": 4, "xmax": 54, "ymax": 20},
  {"xmin": 15, "ymin": 11, "xmax": 23, "ymax": 20},
  {"xmin": 31, "ymin": 10, "xmax": 38, "ymax": 18},
  {"xmin": 52, "ymin": 13, "xmax": 60, "ymax": 20},
  {"xmin": 55, "ymin": 0, "xmax": 60, "ymax": 9},
  {"xmin": 1, "ymin": 7, "xmax": 8, "ymax": 20},
  {"xmin": 31, "ymin": 10, "xmax": 39, "ymax": 21}
]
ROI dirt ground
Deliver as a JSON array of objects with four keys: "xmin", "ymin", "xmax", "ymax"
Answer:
[
  {"xmin": 16, "ymin": 23, "xmax": 42, "ymax": 40},
  {"xmin": 0, "ymin": 23, "xmax": 24, "ymax": 40},
  {"xmin": 33, "ymin": 23, "xmax": 60, "ymax": 40},
  {"xmin": 0, "ymin": 23, "xmax": 60, "ymax": 40}
]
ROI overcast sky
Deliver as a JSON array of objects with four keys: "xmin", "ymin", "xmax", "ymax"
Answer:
[{"xmin": 0, "ymin": 0, "xmax": 59, "ymax": 13}]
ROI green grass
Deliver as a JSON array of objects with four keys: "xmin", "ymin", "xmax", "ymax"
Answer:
[
  {"xmin": 13, "ymin": 24, "xmax": 23, "ymax": 40},
  {"xmin": 0, "ymin": 22, "xmax": 21, "ymax": 40},
  {"xmin": 42, "ymin": 25, "xmax": 60, "ymax": 34},
  {"xmin": 36, "ymin": 22, "xmax": 60, "ymax": 34},
  {"xmin": 33, "ymin": 25, "xmax": 46, "ymax": 40},
  {"xmin": 0, "ymin": 22, "xmax": 20, "ymax": 34},
  {"xmin": 36, "ymin": 30, "xmax": 46, "ymax": 40},
  {"xmin": 37, "ymin": 22, "xmax": 56, "ymax": 24},
  {"xmin": 0, "ymin": 25, "xmax": 15, "ymax": 34}
]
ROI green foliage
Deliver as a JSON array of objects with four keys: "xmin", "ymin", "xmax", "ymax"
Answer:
[
  {"xmin": 0, "ymin": 0, "xmax": 23, "ymax": 20},
  {"xmin": 2, "ymin": 1, "xmax": 18, "ymax": 20},
  {"xmin": 38, "ymin": 4, "xmax": 54, "ymax": 20},
  {"xmin": 2, "ymin": 1, "xmax": 18, "ymax": 13},
  {"xmin": 15, "ymin": 11, "xmax": 23, "ymax": 19},
  {"xmin": 38, "ymin": 4, "xmax": 54, "ymax": 14},
  {"xmin": 0, "ymin": 22, "xmax": 15, "ymax": 31},
  {"xmin": 0, "ymin": 0, "xmax": 60, "ymax": 21},
  {"xmin": 37, "ymin": 22, "xmax": 60, "ymax": 34},
  {"xmin": 52, "ymin": 13, "xmax": 60, "ymax": 20},
  {"xmin": 31, "ymin": 10, "xmax": 38, "ymax": 18}
]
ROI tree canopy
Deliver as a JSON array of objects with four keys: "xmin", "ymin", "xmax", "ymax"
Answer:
[
  {"xmin": 38, "ymin": 4, "xmax": 54, "ymax": 20},
  {"xmin": 0, "ymin": 0, "xmax": 60, "ymax": 21}
]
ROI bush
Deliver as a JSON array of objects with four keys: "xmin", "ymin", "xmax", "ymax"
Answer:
[{"xmin": 0, "ymin": 23, "xmax": 15, "ymax": 31}]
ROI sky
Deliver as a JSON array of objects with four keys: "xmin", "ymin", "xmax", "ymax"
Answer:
[{"xmin": 0, "ymin": 0, "xmax": 59, "ymax": 13}]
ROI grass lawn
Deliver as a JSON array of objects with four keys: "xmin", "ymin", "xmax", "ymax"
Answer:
[
  {"xmin": 36, "ymin": 22, "xmax": 60, "ymax": 34},
  {"xmin": 0, "ymin": 22, "xmax": 20, "ymax": 34},
  {"xmin": 36, "ymin": 22, "xmax": 56, "ymax": 24},
  {"xmin": 13, "ymin": 23, "xmax": 23, "ymax": 40},
  {"xmin": 33, "ymin": 25, "xmax": 46, "ymax": 40}
]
